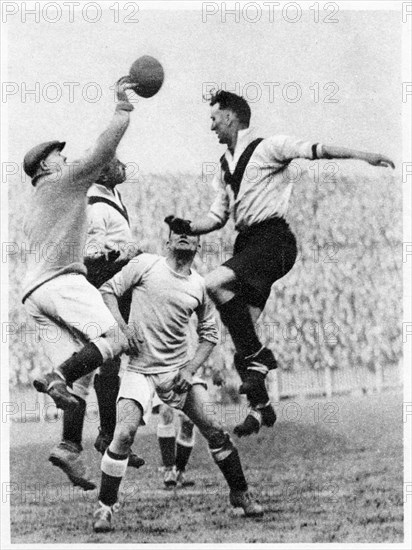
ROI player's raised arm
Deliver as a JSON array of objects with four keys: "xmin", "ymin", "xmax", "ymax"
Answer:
[
  {"xmin": 266, "ymin": 135, "xmax": 395, "ymax": 169},
  {"xmin": 69, "ymin": 77, "xmax": 137, "ymax": 183},
  {"xmin": 319, "ymin": 144, "xmax": 395, "ymax": 169}
]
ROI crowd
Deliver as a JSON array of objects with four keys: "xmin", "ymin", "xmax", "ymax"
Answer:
[{"xmin": 9, "ymin": 164, "xmax": 401, "ymax": 390}]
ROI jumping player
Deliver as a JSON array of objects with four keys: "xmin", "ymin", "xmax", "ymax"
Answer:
[
  {"xmin": 92, "ymin": 227, "xmax": 263, "ymax": 532},
  {"xmin": 165, "ymin": 90, "xmax": 395, "ymax": 437},
  {"xmin": 24, "ymin": 77, "xmax": 137, "ymax": 487},
  {"xmin": 46, "ymin": 156, "xmax": 144, "ymax": 490}
]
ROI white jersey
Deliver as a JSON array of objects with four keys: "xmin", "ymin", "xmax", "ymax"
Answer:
[
  {"xmin": 209, "ymin": 127, "xmax": 323, "ymax": 230},
  {"xmin": 100, "ymin": 253, "xmax": 218, "ymax": 374},
  {"xmin": 85, "ymin": 183, "xmax": 135, "ymax": 260}
]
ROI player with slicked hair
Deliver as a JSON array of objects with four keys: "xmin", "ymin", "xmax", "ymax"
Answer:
[
  {"xmin": 166, "ymin": 89, "xmax": 395, "ymax": 437},
  {"xmin": 92, "ymin": 225, "xmax": 263, "ymax": 532}
]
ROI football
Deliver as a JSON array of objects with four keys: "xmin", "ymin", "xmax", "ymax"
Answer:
[{"xmin": 129, "ymin": 55, "xmax": 164, "ymax": 98}]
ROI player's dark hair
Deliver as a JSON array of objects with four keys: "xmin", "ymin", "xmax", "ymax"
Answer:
[
  {"xmin": 96, "ymin": 156, "xmax": 119, "ymax": 185},
  {"xmin": 209, "ymin": 90, "xmax": 251, "ymax": 126}
]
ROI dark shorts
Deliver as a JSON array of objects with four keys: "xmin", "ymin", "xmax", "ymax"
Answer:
[
  {"xmin": 223, "ymin": 217, "xmax": 297, "ymax": 308},
  {"xmin": 87, "ymin": 259, "xmax": 132, "ymax": 322}
]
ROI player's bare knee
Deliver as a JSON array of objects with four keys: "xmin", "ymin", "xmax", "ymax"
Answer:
[
  {"xmin": 115, "ymin": 423, "xmax": 136, "ymax": 449},
  {"xmin": 206, "ymin": 268, "xmax": 236, "ymax": 304}
]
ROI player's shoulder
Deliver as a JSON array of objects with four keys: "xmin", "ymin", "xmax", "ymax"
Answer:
[
  {"xmin": 86, "ymin": 183, "xmax": 119, "ymax": 203},
  {"xmin": 129, "ymin": 252, "xmax": 161, "ymax": 267},
  {"xmin": 86, "ymin": 183, "xmax": 100, "ymax": 197},
  {"xmin": 125, "ymin": 253, "xmax": 162, "ymax": 275},
  {"xmin": 263, "ymin": 134, "xmax": 290, "ymax": 147},
  {"xmin": 261, "ymin": 134, "xmax": 302, "ymax": 156}
]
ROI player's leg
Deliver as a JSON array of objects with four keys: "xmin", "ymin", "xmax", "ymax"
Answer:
[
  {"xmin": 63, "ymin": 371, "xmax": 97, "ymax": 449},
  {"xmin": 208, "ymin": 219, "xmax": 298, "ymax": 436},
  {"xmin": 30, "ymin": 275, "xmax": 128, "ymax": 409},
  {"xmin": 206, "ymin": 266, "xmax": 269, "ymax": 357},
  {"xmin": 94, "ymin": 371, "xmax": 153, "ymax": 532},
  {"xmin": 54, "ymin": 324, "xmax": 127, "ymax": 390},
  {"xmin": 94, "ymin": 288, "xmax": 131, "ymax": 449},
  {"xmin": 157, "ymin": 404, "xmax": 177, "ymax": 487},
  {"xmin": 182, "ymin": 383, "xmax": 263, "ymax": 517},
  {"xmin": 175, "ymin": 413, "xmax": 196, "ymax": 487},
  {"xmin": 49, "ymin": 372, "xmax": 96, "ymax": 490},
  {"xmin": 231, "ymin": 222, "xmax": 298, "ymax": 435},
  {"xmin": 94, "ymin": 397, "xmax": 142, "ymax": 532},
  {"xmin": 94, "ymin": 359, "xmax": 145, "ymax": 470},
  {"xmin": 93, "ymin": 358, "xmax": 121, "ymax": 453},
  {"xmin": 206, "ymin": 267, "xmax": 276, "ymax": 436},
  {"xmin": 22, "ymin": 299, "xmax": 97, "ymax": 490},
  {"xmin": 206, "ymin": 266, "xmax": 277, "ymax": 369}
]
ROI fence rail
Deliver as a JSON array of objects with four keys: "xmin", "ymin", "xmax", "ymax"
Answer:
[{"xmin": 6, "ymin": 363, "xmax": 403, "ymax": 424}]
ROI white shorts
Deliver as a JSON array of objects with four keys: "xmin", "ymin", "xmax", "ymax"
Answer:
[
  {"xmin": 118, "ymin": 369, "xmax": 207, "ymax": 425},
  {"xmin": 24, "ymin": 273, "xmax": 118, "ymax": 400}
]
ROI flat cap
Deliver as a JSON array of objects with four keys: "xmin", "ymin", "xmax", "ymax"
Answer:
[{"xmin": 23, "ymin": 140, "xmax": 65, "ymax": 178}]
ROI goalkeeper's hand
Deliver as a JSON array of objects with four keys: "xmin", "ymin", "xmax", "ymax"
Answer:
[{"xmin": 164, "ymin": 215, "xmax": 193, "ymax": 235}]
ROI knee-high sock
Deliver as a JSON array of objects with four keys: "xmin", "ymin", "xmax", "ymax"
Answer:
[
  {"xmin": 94, "ymin": 367, "xmax": 120, "ymax": 439},
  {"xmin": 157, "ymin": 423, "xmax": 176, "ymax": 468},
  {"xmin": 58, "ymin": 343, "xmax": 105, "ymax": 387},
  {"xmin": 217, "ymin": 296, "xmax": 261, "ymax": 358},
  {"xmin": 62, "ymin": 397, "xmax": 86, "ymax": 448},
  {"xmin": 210, "ymin": 433, "xmax": 248, "ymax": 492},
  {"xmin": 99, "ymin": 448, "xmax": 128, "ymax": 507},
  {"xmin": 176, "ymin": 429, "xmax": 195, "ymax": 472}
]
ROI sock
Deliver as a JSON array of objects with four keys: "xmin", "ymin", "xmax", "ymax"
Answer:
[
  {"xmin": 175, "ymin": 442, "xmax": 193, "ymax": 472},
  {"xmin": 58, "ymin": 343, "xmax": 104, "ymax": 387},
  {"xmin": 99, "ymin": 448, "xmax": 128, "ymax": 507},
  {"xmin": 176, "ymin": 421, "xmax": 195, "ymax": 472},
  {"xmin": 242, "ymin": 371, "xmax": 270, "ymax": 407},
  {"xmin": 214, "ymin": 448, "xmax": 248, "ymax": 493},
  {"xmin": 217, "ymin": 296, "xmax": 262, "ymax": 358},
  {"xmin": 157, "ymin": 423, "xmax": 176, "ymax": 468},
  {"xmin": 94, "ymin": 368, "xmax": 120, "ymax": 439},
  {"xmin": 62, "ymin": 397, "xmax": 86, "ymax": 447}
]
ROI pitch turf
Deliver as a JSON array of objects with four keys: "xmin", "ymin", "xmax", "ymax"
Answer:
[{"xmin": 9, "ymin": 390, "xmax": 403, "ymax": 544}]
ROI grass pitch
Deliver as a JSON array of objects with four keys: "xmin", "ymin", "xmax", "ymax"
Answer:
[{"xmin": 9, "ymin": 390, "xmax": 403, "ymax": 544}]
